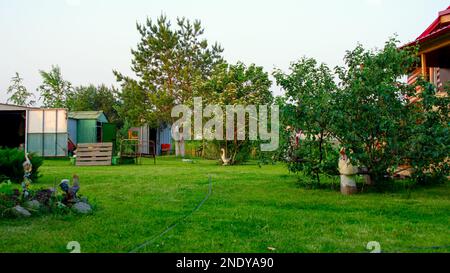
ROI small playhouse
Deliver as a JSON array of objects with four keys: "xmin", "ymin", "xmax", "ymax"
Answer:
[
  {"xmin": 0, "ymin": 103, "xmax": 68, "ymax": 157},
  {"xmin": 68, "ymin": 111, "xmax": 116, "ymax": 146}
]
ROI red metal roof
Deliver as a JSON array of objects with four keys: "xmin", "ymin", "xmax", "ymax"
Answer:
[{"xmin": 403, "ymin": 6, "xmax": 450, "ymax": 48}]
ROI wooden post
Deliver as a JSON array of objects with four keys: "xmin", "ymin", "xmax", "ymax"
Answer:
[{"xmin": 421, "ymin": 54, "xmax": 428, "ymax": 81}]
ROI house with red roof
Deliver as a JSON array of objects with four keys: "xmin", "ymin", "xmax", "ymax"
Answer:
[{"xmin": 405, "ymin": 6, "xmax": 450, "ymax": 94}]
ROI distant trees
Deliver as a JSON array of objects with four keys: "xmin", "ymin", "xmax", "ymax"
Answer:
[
  {"xmin": 6, "ymin": 72, "xmax": 35, "ymax": 106},
  {"xmin": 34, "ymin": 66, "xmax": 123, "ymax": 127},
  {"xmin": 34, "ymin": 67, "xmax": 122, "ymax": 124},
  {"xmin": 66, "ymin": 84, "xmax": 121, "ymax": 125},
  {"xmin": 37, "ymin": 65, "xmax": 73, "ymax": 108}
]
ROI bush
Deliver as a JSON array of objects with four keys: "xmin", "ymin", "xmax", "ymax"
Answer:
[
  {"xmin": 0, "ymin": 148, "xmax": 43, "ymax": 183},
  {"xmin": 202, "ymin": 141, "xmax": 221, "ymax": 160}
]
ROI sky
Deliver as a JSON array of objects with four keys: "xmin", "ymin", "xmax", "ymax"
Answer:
[{"xmin": 0, "ymin": 0, "xmax": 448, "ymax": 104}]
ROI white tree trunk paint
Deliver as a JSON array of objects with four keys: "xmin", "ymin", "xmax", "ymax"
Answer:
[
  {"xmin": 339, "ymin": 155, "xmax": 359, "ymax": 195},
  {"xmin": 175, "ymin": 141, "xmax": 180, "ymax": 156}
]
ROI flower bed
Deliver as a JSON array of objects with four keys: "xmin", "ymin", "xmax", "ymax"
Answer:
[{"xmin": 0, "ymin": 176, "xmax": 93, "ymax": 218}]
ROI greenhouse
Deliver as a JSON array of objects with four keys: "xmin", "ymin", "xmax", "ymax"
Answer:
[{"xmin": 0, "ymin": 103, "xmax": 68, "ymax": 157}]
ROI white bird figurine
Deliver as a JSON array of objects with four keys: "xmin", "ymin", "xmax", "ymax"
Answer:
[
  {"xmin": 23, "ymin": 152, "xmax": 32, "ymax": 174},
  {"xmin": 220, "ymin": 148, "xmax": 231, "ymax": 166}
]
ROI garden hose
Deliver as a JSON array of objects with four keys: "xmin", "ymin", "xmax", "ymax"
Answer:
[
  {"xmin": 129, "ymin": 175, "xmax": 213, "ymax": 253},
  {"xmin": 128, "ymin": 175, "xmax": 449, "ymax": 253}
]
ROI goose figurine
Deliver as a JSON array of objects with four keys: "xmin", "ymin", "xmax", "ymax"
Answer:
[{"xmin": 220, "ymin": 148, "xmax": 231, "ymax": 166}]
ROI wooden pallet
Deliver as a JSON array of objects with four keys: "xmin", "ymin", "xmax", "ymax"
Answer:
[{"xmin": 76, "ymin": 143, "xmax": 113, "ymax": 166}]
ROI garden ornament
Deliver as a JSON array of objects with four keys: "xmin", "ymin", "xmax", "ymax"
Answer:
[
  {"xmin": 220, "ymin": 148, "xmax": 231, "ymax": 166},
  {"xmin": 59, "ymin": 179, "xmax": 70, "ymax": 193},
  {"xmin": 23, "ymin": 153, "xmax": 32, "ymax": 177},
  {"xmin": 59, "ymin": 176, "xmax": 80, "ymax": 205},
  {"xmin": 69, "ymin": 175, "xmax": 80, "ymax": 197},
  {"xmin": 21, "ymin": 153, "xmax": 33, "ymax": 199}
]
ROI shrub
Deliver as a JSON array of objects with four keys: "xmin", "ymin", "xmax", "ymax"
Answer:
[
  {"xmin": 0, "ymin": 148, "xmax": 43, "ymax": 183},
  {"xmin": 202, "ymin": 141, "xmax": 221, "ymax": 160}
]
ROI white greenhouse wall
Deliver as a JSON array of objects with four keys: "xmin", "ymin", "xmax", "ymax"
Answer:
[{"xmin": 27, "ymin": 109, "xmax": 68, "ymax": 157}]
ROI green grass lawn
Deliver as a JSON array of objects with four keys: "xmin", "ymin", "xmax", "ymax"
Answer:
[{"xmin": 1, "ymin": 156, "xmax": 449, "ymax": 253}]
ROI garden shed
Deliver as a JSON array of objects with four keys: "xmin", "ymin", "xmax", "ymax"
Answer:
[
  {"xmin": 129, "ymin": 123, "xmax": 172, "ymax": 155},
  {"xmin": 0, "ymin": 103, "xmax": 68, "ymax": 157},
  {"xmin": 68, "ymin": 111, "xmax": 115, "ymax": 145}
]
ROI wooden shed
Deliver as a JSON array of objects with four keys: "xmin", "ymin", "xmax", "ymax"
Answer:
[
  {"xmin": 129, "ymin": 123, "xmax": 172, "ymax": 156},
  {"xmin": 68, "ymin": 111, "xmax": 115, "ymax": 145}
]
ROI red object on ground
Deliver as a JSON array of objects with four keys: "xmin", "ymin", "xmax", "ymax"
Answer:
[
  {"xmin": 161, "ymin": 144, "xmax": 171, "ymax": 155},
  {"xmin": 68, "ymin": 138, "xmax": 76, "ymax": 155}
]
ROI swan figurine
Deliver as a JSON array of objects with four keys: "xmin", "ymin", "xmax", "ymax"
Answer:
[
  {"xmin": 23, "ymin": 152, "xmax": 32, "ymax": 178},
  {"xmin": 220, "ymin": 148, "xmax": 231, "ymax": 166}
]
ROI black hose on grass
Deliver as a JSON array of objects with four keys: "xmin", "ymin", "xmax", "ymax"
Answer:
[{"xmin": 129, "ymin": 176, "xmax": 213, "ymax": 253}]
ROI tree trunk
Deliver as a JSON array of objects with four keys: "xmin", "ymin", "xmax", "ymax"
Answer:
[
  {"xmin": 201, "ymin": 139, "xmax": 205, "ymax": 158},
  {"xmin": 316, "ymin": 133, "xmax": 324, "ymax": 186},
  {"xmin": 179, "ymin": 137, "xmax": 185, "ymax": 158},
  {"xmin": 175, "ymin": 141, "xmax": 180, "ymax": 156},
  {"xmin": 363, "ymin": 175, "xmax": 373, "ymax": 186},
  {"xmin": 340, "ymin": 174, "xmax": 358, "ymax": 195},
  {"xmin": 359, "ymin": 167, "xmax": 373, "ymax": 185}
]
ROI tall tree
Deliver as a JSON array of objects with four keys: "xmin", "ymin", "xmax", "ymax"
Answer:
[
  {"xmin": 401, "ymin": 79, "xmax": 450, "ymax": 184},
  {"xmin": 114, "ymin": 15, "xmax": 224, "ymax": 127},
  {"xmin": 6, "ymin": 72, "xmax": 35, "ymax": 106},
  {"xmin": 276, "ymin": 38, "xmax": 449, "ymax": 188},
  {"xmin": 194, "ymin": 62, "xmax": 273, "ymax": 164},
  {"xmin": 331, "ymin": 38, "xmax": 427, "ymax": 184},
  {"xmin": 37, "ymin": 65, "xmax": 73, "ymax": 108},
  {"xmin": 274, "ymin": 58, "xmax": 338, "ymax": 185}
]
